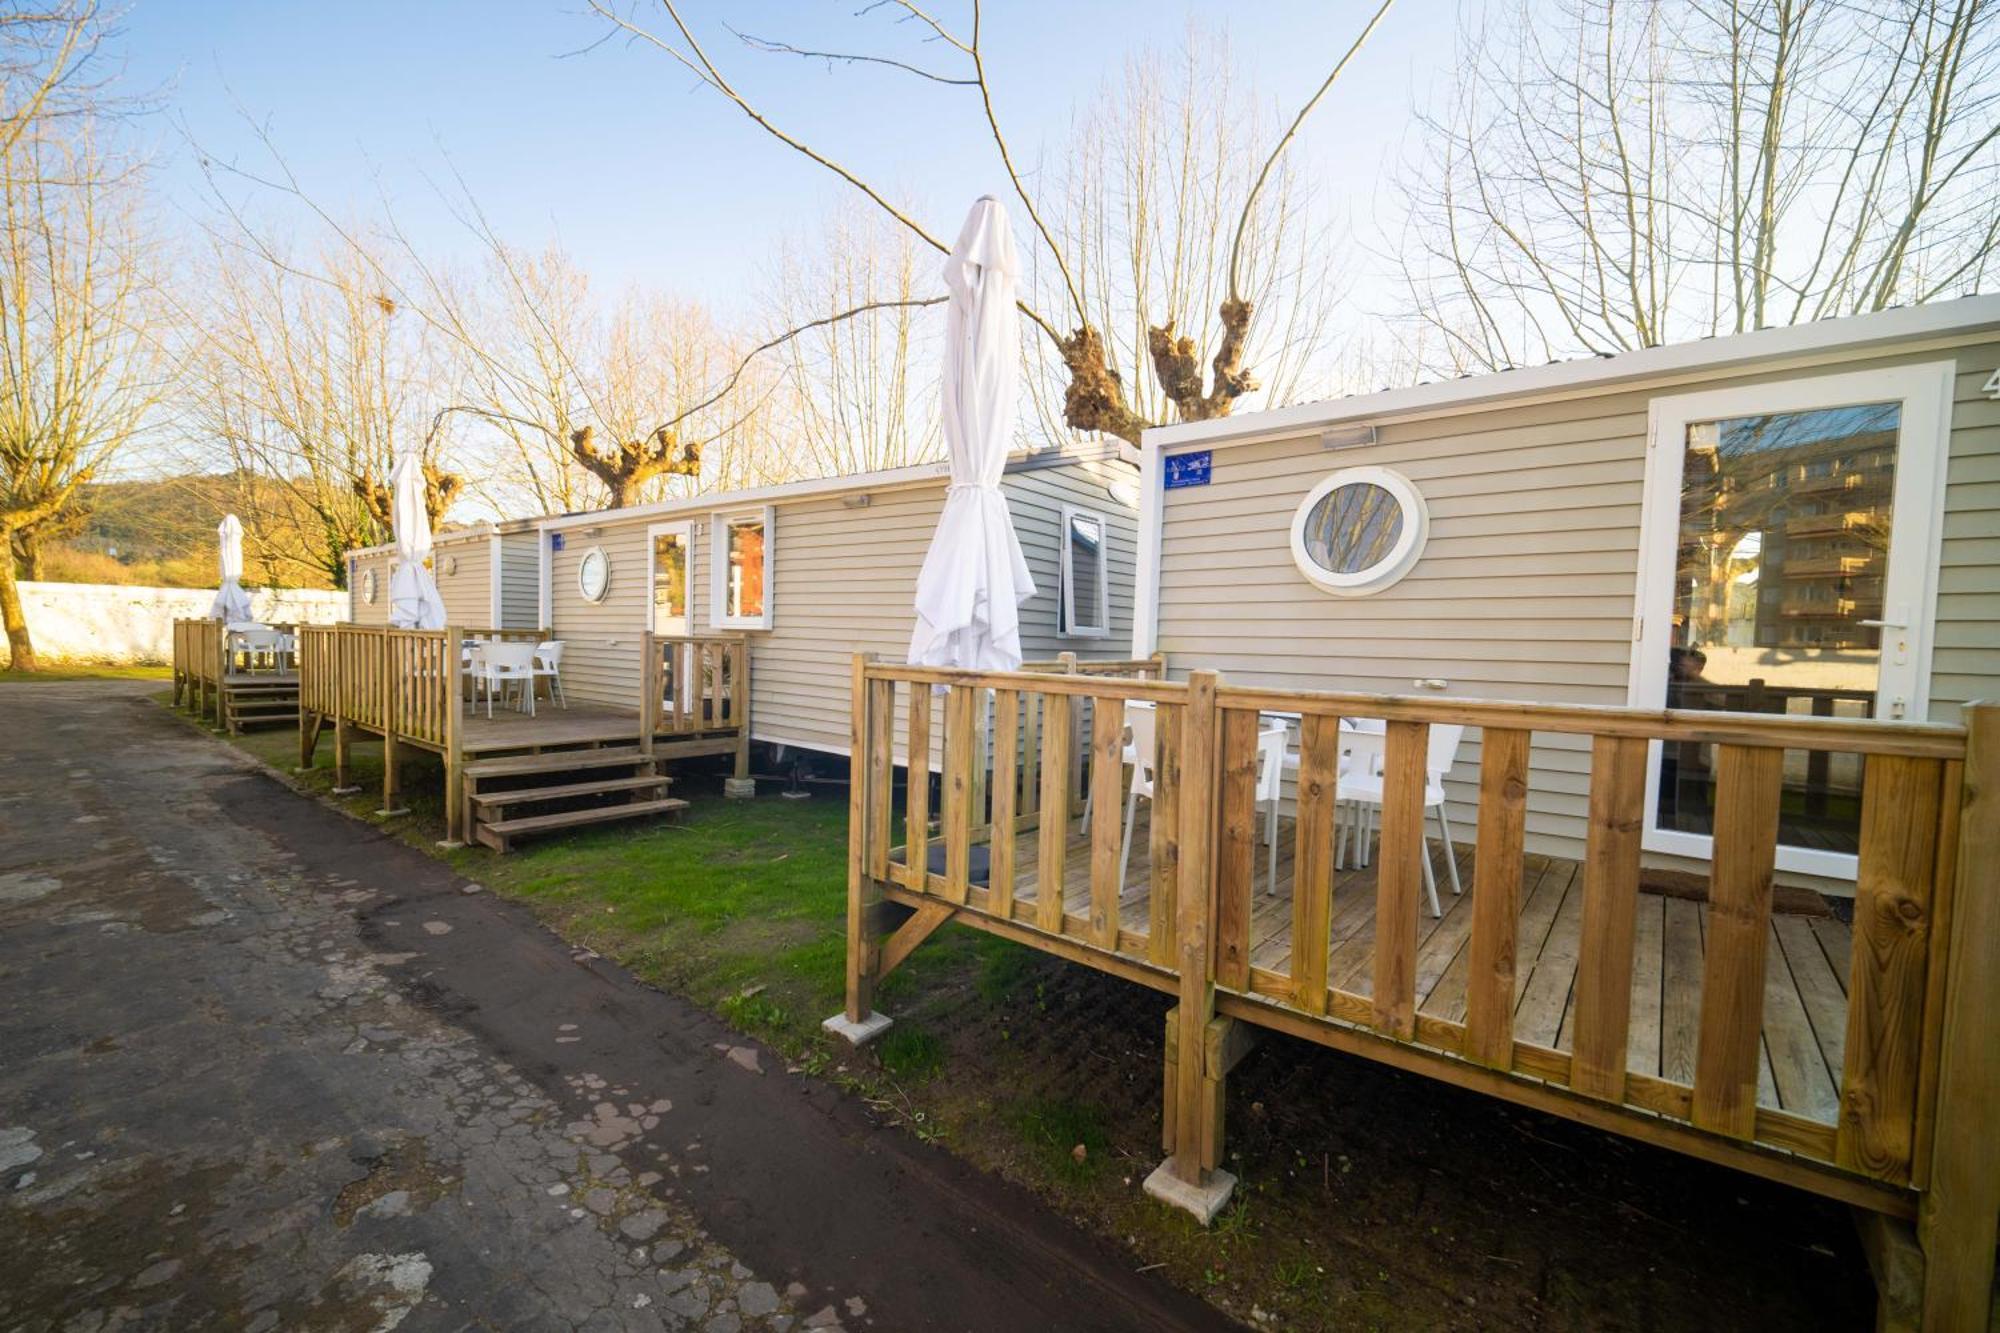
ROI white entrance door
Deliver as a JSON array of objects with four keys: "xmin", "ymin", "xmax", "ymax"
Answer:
[
  {"xmin": 648, "ymin": 522, "xmax": 693, "ymax": 637},
  {"xmin": 649, "ymin": 522, "xmax": 694, "ymax": 711},
  {"xmin": 1630, "ymin": 361, "xmax": 1952, "ymax": 881}
]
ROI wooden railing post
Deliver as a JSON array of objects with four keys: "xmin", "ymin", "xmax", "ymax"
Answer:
[
  {"xmin": 639, "ymin": 631, "xmax": 658, "ymax": 760},
  {"xmin": 1917, "ymin": 700, "xmax": 2000, "ymax": 1328},
  {"xmin": 733, "ymin": 634, "xmax": 752, "ymax": 782},
  {"xmin": 442, "ymin": 628, "xmax": 465, "ymax": 845},
  {"xmin": 825, "ymin": 653, "xmax": 892, "ymax": 1046},
  {"xmin": 1145, "ymin": 668, "xmax": 1235, "ymax": 1223},
  {"xmin": 377, "ymin": 630, "xmax": 404, "ymax": 817},
  {"xmin": 210, "ymin": 621, "xmax": 226, "ymax": 728}
]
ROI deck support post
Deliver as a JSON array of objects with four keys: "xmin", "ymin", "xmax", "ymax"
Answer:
[
  {"xmin": 827, "ymin": 653, "xmax": 892, "ymax": 1046},
  {"xmin": 439, "ymin": 628, "xmax": 466, "ymax": 847},
  {"xmin": 1160, "ymin": 1008, "xmax": 1259, "ymax": 1178},
  {"xmin": 1916, "ymin": 700, "xmax": 2000, "ymax": 1329},
  {"xmin": 331, "ymin": 717, "xmax": 356, "ymax": 792},
  {"xmin": 1145, "ymin": 669, "xmax": 1237, "ymax": 1224}
]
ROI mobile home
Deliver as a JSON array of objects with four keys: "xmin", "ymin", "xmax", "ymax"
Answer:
[
  {"xmin": 536, "ymin": 440, "xmax": 1142, "ymax": 762},
  {"xmin": 1135, "ymin": 295, "xmax": 2000, "ymax": 886},
  {"xmin": 831, "ymin": 299, "xmax": 2000, "ymax": 1324},
  {"xmin": 344, "ymin": 519, "xmax": 544, "ymax": 630}
]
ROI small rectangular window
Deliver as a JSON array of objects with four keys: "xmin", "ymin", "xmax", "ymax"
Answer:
[
  {"xmin": 1059, "ymin": 505, "xmax": 1110, "ymax": 638},
  {"xmin": 710, "ymin": 506, "xmax": 773, "ymax": 630}
]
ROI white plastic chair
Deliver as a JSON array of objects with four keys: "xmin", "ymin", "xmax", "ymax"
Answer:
[
  {"xmin": 1115, "ymin": 704, "xmax": 1159, "ymax": 889},
  {"xmin": 1114, "ymin": 709, "xmax": 1289, "ymax": 894},
  {"xmin": 533, "ymin": 640, "xmax": 567, "ymax": 709},
  {"xmin": 1255, "ymin": 725, "xmax": 1288, "ymax": 895},
  {"xmin": 230, "ymin": 627, "xmax": 287, "ymax": 674},
  {"xmin": 477, "ymin": 641, "xmax": 538, "ymax": 718},
  {"xmin": 1335, "ymin": 723, "xmax": 1465, "ymax": 918}
]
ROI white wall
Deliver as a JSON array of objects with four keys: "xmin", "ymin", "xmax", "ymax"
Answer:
[{"xmin": 16, "ymin": 582, "xmax": 347, "ymax": 664}]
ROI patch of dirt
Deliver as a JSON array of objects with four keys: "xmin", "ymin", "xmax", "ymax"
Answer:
[{"xmin": 878, "ymin": 944, "xmax": 1873, "ymax": 1332}]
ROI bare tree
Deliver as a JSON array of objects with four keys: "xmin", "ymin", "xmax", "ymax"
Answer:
[
  {"xmin": 189, "ymin": 239, "xmax": 461, "ymax": 589},
  {"xmin": 1396, "ymin": 0, "xmax": 2000, "ymax": 373},
  {"xmin": 0, "ymin": 94, "xmax": 163, "ymax": 668},
  {"xmin": 434, "ymin": 240, "xmax": 778, "ymax": 511},
  {"xmin": 764, "ymin": 205, "xmax": 942, "ymax": 477},
  {"xmin": 590, "ymin": 0, "xmax": 1394, "ymax": 445}
]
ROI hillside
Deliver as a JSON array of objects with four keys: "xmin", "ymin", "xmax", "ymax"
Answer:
[{"xmin": 34, "ymin": 472, "xmax": 341, "ymax": 591}]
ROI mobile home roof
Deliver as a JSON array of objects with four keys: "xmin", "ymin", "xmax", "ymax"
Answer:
[{"xmin": 1145, "ymin": 294, "xmax": 2000, "ymax": 452}]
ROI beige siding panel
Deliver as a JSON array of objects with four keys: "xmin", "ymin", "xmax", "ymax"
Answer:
[
  {"xmin": 499, "ymin": 530, "xmax": 543, "ymax": 630},
  {"xmin": 546, "ymin": 519, "xmax": 654, "ymax": 711},
  {"xmin": 539, "ymin": 454, "xmax": 1141, "ymax": 761},
  {"xmin": 433, "ymin": 535, "xmax": 493, "ymax": 628},
  {"xmin": 1156, "ymin": 335, "xmax": 2000, "ymax": 863},
  {"xmin": 345, "ymin": 549, "xmax": 393, "ymax": 625}
]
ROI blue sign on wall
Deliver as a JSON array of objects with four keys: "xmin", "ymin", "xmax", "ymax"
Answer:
[
  {"xmin": 1164, "ymin": 450, "xmax": 1212, "ymax": 489},
  {"xmin": 550, "ymin": 531, "xmax": 566, "ymax": 552}
]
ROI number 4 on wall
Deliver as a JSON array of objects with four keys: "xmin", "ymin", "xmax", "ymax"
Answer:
[{"xmin": 1984, "ymin": 368, "xmax": 2000, "ymax": 400}]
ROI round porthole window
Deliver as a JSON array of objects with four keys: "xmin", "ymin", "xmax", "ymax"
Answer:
[
  {"xmin": 1289, "ymin": 466, "xmax": 1428, "ymax": 595},
  {"xmin": 360, "ymin": 567, "xmax": 378, "ymax": 604},
  {"xmin": 442, "ymin": 554, "xmax": 458, "ymax": 577},
  {"xmin": 577, "ymin": 547, "xmax": 611, "ymax": 604}
]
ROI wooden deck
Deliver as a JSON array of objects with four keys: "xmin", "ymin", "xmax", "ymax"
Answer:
[
  {"xmin": 456, "ymin": 700, "xmax": 648, "ymax": 755},
  {"xmin": 999, "ymin": 808, "xmax": 1853, "ymax": 1126}
]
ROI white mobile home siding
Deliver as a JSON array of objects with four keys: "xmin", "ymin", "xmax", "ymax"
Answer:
[
  {"xmin": 1151, "ymin": 336, "xmax": 2000, "ymax": 864},
  {"xmin": 544, "ymin": 452, "xmax": 1141, "ymax": 760}
]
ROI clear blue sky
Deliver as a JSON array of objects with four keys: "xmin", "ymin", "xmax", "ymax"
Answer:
[{"xmin": 118, "ymin": 1, "xmax": 1462, "ymax": 319}]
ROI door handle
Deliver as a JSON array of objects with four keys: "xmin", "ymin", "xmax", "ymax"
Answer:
[{"xmin": 1857, "ymin": 618, "xmax": 1906, "ymax": 629}]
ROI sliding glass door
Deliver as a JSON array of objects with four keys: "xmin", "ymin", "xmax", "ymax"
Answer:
[{"xmin": 1632, "ymin": 363, "xmax": 1950, "ymax": 878}]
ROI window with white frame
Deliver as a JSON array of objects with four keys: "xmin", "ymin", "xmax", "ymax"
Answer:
[
  {"xmin": 710, "ymin": 506, "xmax": 773, "ymax": 630},
  {"xmin": 1059, "ymin": 505, "xmax": 1110, "ymax": 638},
  {"xmin": 1289, "ymin": 466, "xmax": 1428, "ymax": 595}
]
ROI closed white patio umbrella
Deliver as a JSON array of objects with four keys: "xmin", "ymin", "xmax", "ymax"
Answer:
[
  {"xmin": 907, "ymin": 196, "xmax": 1035, "ymax": 671},
  {"xmin": 387, "ymin": 447, "xmax": 446, "ymax": 630},
  {"xmin": 209, "ymin": 513, "xmax": 254, "ymax": 623}
]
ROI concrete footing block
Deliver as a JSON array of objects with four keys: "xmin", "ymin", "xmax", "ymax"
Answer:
[
  {"xmin": 1143, "ymin": 1159, "xmax": 1238, "ymax": 1225},
  {"xmin": 723, "ymin": 777, "xmax": 756, "ymax": 800},
  {"xmin": 821, "ymin": 1010, "xmax": 892, "ymax": 1047}
]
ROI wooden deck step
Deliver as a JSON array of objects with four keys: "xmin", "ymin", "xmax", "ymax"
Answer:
[
  {"xmin": 474, "ymin": 797, "xmax": 688, "ymax": 852},
  {"xmin": 461, "ymin": 747, "xmax": 648, "ymax": 780},
  {"xmin": 470, "ymin": 774, "xmax": 669, "ymax": 808}
]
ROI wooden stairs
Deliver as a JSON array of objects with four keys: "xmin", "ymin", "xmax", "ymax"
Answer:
[
  {"xmin": 222, "ymin": 678, "xmax": 300, "ymax": 734},
  {"xmin": 463, "ymin": 747, "xmax": 688, "ymax": 853}
]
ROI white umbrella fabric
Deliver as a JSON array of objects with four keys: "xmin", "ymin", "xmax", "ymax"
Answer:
[
  {"xmin": 208, "ymin": 513, "xmax": 254, "ymax": 623},
  {"xmin": 387, "ymin": 447, "xmax": 447, "ymax": 630},
  {"xmin": 907, "ymin": 196, "xmax": 1035, "ymax": 671}
]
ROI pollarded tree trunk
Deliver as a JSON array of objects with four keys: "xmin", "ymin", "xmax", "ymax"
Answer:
[{"xmin": 0, "ymin": 526, "xmax": 37, "ymax": 671}]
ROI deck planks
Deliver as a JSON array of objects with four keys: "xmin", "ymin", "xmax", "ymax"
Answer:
[{"xmin": 993, "ymin": 805, "xmax": 1851, "ymax": 1124}]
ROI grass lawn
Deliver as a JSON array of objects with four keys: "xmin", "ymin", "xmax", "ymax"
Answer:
[
  {"xmin": 182, "ymin": 704, "xmax": 1871, "ymax": 1332},
  {"xmin": 2, "ymin": 662, "xmax": 172, "ymax": 683}
]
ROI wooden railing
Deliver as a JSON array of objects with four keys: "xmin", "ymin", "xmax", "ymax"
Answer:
[
  {"xmin": 170, "ymin": 618, "xmax": 225, "ymax": 723},
  {"xmin": 640, "ymin": 632, "xmax": 747, "ymax": 737},
  {"xmin": 639, "ymin": 631, "xmax": 752, "ymax": 781},
  {"xmin": 842, "ymin": 659, "xmax": 1998, "ymax": 1323}
]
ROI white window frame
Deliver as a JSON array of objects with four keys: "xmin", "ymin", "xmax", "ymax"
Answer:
[
  {"xmin": 1058, "ymin": 504, "xmax": 1111, "ymax": 639},
  {"xmin": 1628, "ymin": 360, "xmax": 1954, "ymax": 883},
  {"xmin": 709, "ymin": 505, "xmax": 774, "ymax": 631},
  {"xmin": 1288, "ymin": 465, "xmax": 1428, "ymax": 596},
  {"xmin": 647, "ymin": 520, "xmax": 695, "ymax": 636},
  {"xmin": 577, "ymin": 546, "xmax": 612, "ymax": 605}
]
